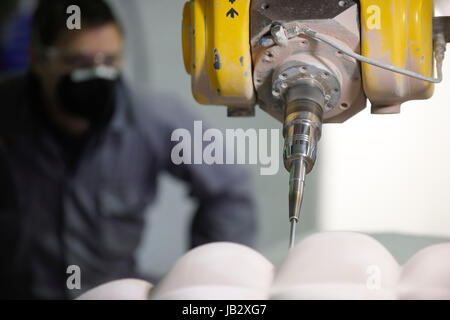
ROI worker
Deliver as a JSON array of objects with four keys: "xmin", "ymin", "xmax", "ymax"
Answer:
[{"xmin": 0, "ymin": 0, "xmax": 257, "ymax": 299}]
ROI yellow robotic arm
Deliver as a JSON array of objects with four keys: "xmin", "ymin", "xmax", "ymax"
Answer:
[{"xmin": 182, "ymin": 0, "xmax": 448, "ymax": 247}]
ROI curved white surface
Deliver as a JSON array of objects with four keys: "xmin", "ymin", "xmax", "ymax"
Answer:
[
  {"xmin": 76, "ymin": 279, "xmax": 153, "ymax": 300},
  {"xmin": 398, "ymin": 243, "xmax": 450, "ymax": 299},
  {"xmin": 271, "ymin": 232, "xmax": 399, "ymax": 300},
  {"xmin": 152, "ymin": 285, "xmax": 268, "ymax": 300},
  {"xmin": 149, "ymin": 242, "xmax": 275, "ymax": 300},
  {"xmin": 78, "ymin": 233, "xmax": 450, "ymax": 300}
]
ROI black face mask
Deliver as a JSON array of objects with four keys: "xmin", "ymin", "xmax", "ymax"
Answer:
[{"xmin": 56, "ymin": 66, "xmax": 119, "ymax": 126}]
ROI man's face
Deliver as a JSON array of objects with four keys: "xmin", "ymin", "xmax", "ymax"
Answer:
[{"xmin": 32, "ymin": 22, "xmax": 123, "ymax": 114}]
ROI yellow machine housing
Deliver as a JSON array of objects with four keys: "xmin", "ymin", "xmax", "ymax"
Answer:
[
  {"xmin": 182, "ymin": 0, "xmax": 255, "ymax": 109},
  {"xmin": 182, "ymin": 0, "xmax": 436, "ymax": 117},
  {"xmin": 360, "ymin": 0, "xmax": 435, "ymax": 114}
]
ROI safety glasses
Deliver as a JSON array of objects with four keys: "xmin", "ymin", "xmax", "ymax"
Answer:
[{"xmin": 43, "ymin": 48, "xmax": 123, "ymax": 69}]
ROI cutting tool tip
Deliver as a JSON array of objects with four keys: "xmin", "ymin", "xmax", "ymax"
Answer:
[{"xmin": 289, "ymin": 219, "xmax": 297, "ymax": 250}]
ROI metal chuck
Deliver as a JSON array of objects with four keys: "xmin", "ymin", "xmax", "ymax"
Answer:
[{"xmin": 283, "ymin": 83, "xmax": 325, "ymax": 249}]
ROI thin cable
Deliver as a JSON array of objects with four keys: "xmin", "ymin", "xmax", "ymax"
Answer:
[{"xmin": 301, "ymin": 27, "xmax": 445, "ymax": 84}]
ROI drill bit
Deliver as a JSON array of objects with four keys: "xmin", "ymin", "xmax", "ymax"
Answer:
[
  {"xmin": 288, "ymin": 157, "xmax": 306, "ymax": 249},
  {"xmin": 289, "ymin": 218, "xmax": 297, "ymax": 250}
]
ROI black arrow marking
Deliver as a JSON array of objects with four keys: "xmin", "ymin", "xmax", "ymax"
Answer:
[
  {"xmin": 229, "ymin": 0, "xmax": 236, "ymax": 4},
  {"xmin": 226, "ymin": 8, "xmax": 239, "ymax": 18}
]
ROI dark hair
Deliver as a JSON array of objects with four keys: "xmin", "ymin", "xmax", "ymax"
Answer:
[{"xmin": 31, "ymin": 0, "xmax": 121, "ymax": 49}]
